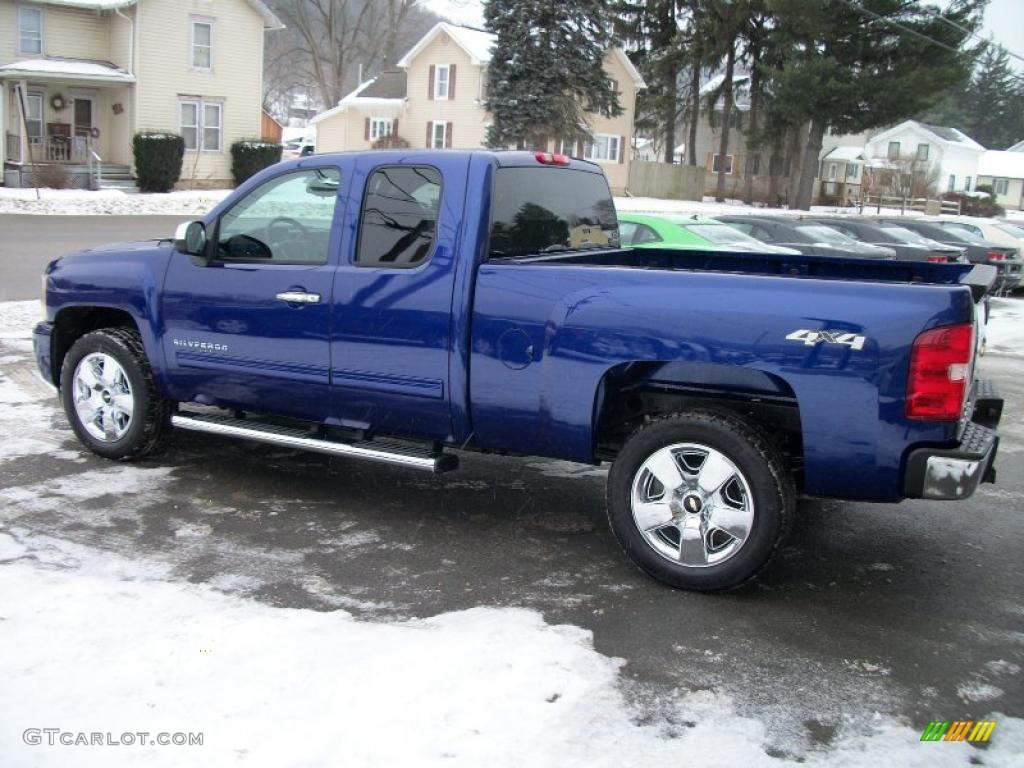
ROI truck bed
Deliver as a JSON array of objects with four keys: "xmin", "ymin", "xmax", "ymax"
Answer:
[{"xmin": 500, "ymin": 247, "xmax": 993, "ymax": 297}]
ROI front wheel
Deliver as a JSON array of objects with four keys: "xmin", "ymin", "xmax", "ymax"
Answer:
[
  {"xmin": 60, "ymin": 328, "xmax": 172, "ymax": 460},
  {"xmin": 607, "ymin": 411, "xmax": 794, "ymax": 591}
]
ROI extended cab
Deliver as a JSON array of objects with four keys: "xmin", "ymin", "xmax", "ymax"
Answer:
[{"xmin": 34, "ymin": 150, "xmax": 1004, "ymax": 590}]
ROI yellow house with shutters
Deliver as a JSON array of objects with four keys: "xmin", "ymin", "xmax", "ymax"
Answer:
[
  {"xmin": 1, "ymin": 0, "xmax": 282, "ymax": 189},
  {"xmin": 312, "ymin": 22, "xmax": 645, "ymax": 194}
]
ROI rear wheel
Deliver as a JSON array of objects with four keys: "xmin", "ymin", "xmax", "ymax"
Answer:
[
  {"xmin": 607, "ymin": 411, "xmax": 794, "ymax": 591},
  {"xmin": 60, "ymin": 328, "xmax": 172, "ymax": 460}
]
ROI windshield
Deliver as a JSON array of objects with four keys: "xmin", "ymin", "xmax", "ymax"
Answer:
[
  {"xmin": 684, "ymin": 223, "xmax": 766, "ymax": 246},
  {"xmin": 489, "ymin": 168, "xmax": 619, "ymax": 257},
  {"xmin": 796, "ymin": 225, "xmax": 858, "ymax": 245},
  {"xmin": 995, "ymin": 222, "xmax": 1024, "ymax": 239}
]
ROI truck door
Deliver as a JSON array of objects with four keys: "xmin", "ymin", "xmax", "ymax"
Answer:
[
  {"xmin": 330, "ymin": 157, "xmax": 462, "ymax": 441},
  {"xmin": 161, "ymin": 161, "xmax": 351, "ymax": 422}
]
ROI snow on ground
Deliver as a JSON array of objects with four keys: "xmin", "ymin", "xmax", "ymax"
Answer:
[
  {"xmin": 0, "ymin": 187, "xmax": 231, "ymax": 217},
  {"xmin": 987, "ymin": 298, "xmax": 1024, "ymax": 357},
  {"xmin": 2, "ymin": 299, "xmax": 1023, "ymax": 766}
]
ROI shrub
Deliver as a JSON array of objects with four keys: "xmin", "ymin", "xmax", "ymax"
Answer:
[
  {"xmin": 372, "ymin": 134, "xmax": 411, "ymax": 150},
  {"xmin": 941, "ymin": 191, "xmax": 1005, "ymax": 218},
  {"xmin": 230, "ymin": 140, "xmax": 282, "ymax": 186},
  {"xmin": 34, "ymin": 163, "xmax": 71, "ymax": 189},
  {"xmin": 132, "ymin": 133, "xmax": 185, "ymax": 193}
]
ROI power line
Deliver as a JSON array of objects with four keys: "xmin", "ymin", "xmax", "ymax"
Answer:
[
  {"xmin": 834, "ymin": 0, "xmax": 966, "ymax": 56},
  {"xmin": 918, "ymin": 4, "xmax": 1024, "ymax": 66}
]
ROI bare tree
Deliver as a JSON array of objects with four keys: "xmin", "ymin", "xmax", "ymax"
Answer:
[{"xmin": 265, "ymin": 0, "xmax": 438, "ymax": 112}]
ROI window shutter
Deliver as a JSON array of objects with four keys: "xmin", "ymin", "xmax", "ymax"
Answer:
[
  {"xmin": 619, "ymin": 136, "xmax": 625, "ymax": 164},
  {"xmin": 445, "ymin": 122, "xmax": 452, "ymax": 148},
  {"xmin": 449, "ymin": 64, "xmax": 456, "ymax": 100},
  {"xmin": 429, "ymin": 65, "xmax": 435, "ymax": 100},
  {"xmin": 577, "ymin": 139, "xmax": 585, "ymax": 158},
  {"xmin": 426, "ymin": 121, "xmax": 433, "ymax": 148},
  {"xmin": 393, "ymin": 118, "xmax": 399, "ymax": 138},
  {"xmin": 364, "ymin": 118, "xmax": 370, "ymax": 141}
]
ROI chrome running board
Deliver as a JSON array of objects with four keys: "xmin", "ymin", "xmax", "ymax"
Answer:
[{"xmin": 171, "ymin": 412, "xmax": 457, "ymax": 473}]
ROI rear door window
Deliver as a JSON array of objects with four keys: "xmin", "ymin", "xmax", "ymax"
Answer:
[
  {"xmin": 356, "ymin": 166, "xmax": 442, "ymax": 267},
  {"xmin": 489, "ymin": 167, "xmax": 619, "ymax": 257}
]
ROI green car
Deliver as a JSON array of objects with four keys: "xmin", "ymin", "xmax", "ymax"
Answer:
[{"xmin": 617, "ymin": 213, "xmax": 800, "ymax": 255}]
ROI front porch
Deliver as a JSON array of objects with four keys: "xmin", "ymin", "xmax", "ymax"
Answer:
[{"xmin": 1, "ymin": 57, "xmax": 136, "ymax": 189}]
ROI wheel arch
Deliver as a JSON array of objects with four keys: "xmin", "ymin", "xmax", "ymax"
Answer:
[
  {"xmin": 50, "ymin": 305, "xmax": 142, "ymax": 388},
  {"xmin": 592, "ymin": 360, "xmax": 805, "ymax": 489}
]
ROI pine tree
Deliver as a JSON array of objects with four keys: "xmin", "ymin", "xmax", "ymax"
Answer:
[
  {"xmin": 484, "ymin": 0, "xmax": 622, "ymax": 149},
  {"xmin": 964, "ymin": 46, "xmax": 1019, "ymax": 149}
]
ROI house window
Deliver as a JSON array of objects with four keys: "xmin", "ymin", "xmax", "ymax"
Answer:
[
  {"xmin": 585, "ymin": 134, "xmax": 620, "ymax": 163},
  {"xmin": 179, "ymin": 99, "xmax": 223, "ymax": 151},
  {"xmin": 965, "ymin": 176, "xmax": 971, "ymax": 192},
  {"xmin": 947, "ymin": 174, "xmax": 956, "ymax": 192},
  {"xmin": 556, "ymin": 138, "xmax": 575, "ymax": 156},
  {"xmin": 192, "ymin": 20, "xmax": 213, "ymax": 69},
  {"xmin": 24, "ymin": 92, "xmax": 43, "ymax": 138},
  {"xmin": 434, "ymin": 65, "xmax": 450, "ymax": 99},
  {"xmin": 711, "ymin": 154, "xmax": 734, "ymax": 174},
  {"xmin": 432, "ymin": 120, "xmax": 448, "ymax": 149},
  {"xmin": 828, "ymin": 163, "xmax": 837, "ymax": 180},
  {"xmin": 994, "ymin": 178, "xmax": 1009, "ymax": 195},
  {"xmin": 370, "ymin": 118, "xmax": 393, "ymax": 141},
  {"xmin": 19, "ymin": 6, "xmax": 43, "ymax": 54},
  {"xmin": 916, "ymin": 143, "xmax": 929, "ymax": 161},
  {"xmin": 846, "ymin": 163, "xmax": 860, "ymax": 181},
  {"xmin": 887, "ymin": 141, "xmax": 900, "ymax": 160}
]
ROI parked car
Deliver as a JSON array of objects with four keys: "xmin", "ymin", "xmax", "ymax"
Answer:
[
  {"xmin": 714, "ymin": 216, "xmax": 897, "ymax": 260},
  {"xmin": 935, "ymin": 216, "xmax": 1024, "ymax": 252},
  {"xmin": 865, "ymin": 220, "xmax": 969, "ymax": 263},
  {"xmin": 798, "ymin": 217, "xmax": 960, "ymax": 263},
  {"xmin": 874, "ymin": 218, "xmax": 1021, "ymax": 293},
  {"xmin": 34, "ymin": 150, "xmax": 1002, "ymax": 592},
  {"xmin": 282, "ymin": 139, "xmax": 315, "ymax": 159},
  {"xmin": 618, "ymin": 213, "xmax": 800, "ymax": 254}
]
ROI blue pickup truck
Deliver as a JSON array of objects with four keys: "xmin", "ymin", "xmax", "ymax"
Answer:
[{"xmin": 33, "ymin": 150, "xmax": 1004, "ymax": 590}]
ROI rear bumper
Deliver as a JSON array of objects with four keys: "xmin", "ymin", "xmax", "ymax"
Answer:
[
  {"xmin": 903, "ymin": 381, "xmax": 1002, "ymax": 501},
  {"xmin": 33, "ymin": 321, "xmax": 55, "ymax": 386}
]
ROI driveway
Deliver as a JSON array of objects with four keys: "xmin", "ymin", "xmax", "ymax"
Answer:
[{"xmin": 0, "ymin": 215, "xmax": 191, "ymax": 301}]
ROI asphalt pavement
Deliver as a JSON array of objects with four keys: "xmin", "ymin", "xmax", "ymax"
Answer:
[{"xmin": 0, "ymin": 215, "xmax": 191, "ymax": 301}]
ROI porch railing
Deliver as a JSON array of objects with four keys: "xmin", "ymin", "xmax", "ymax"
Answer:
[{"xmin": 26, "ymin": 135, "xmax": 93, "ymax": 164}]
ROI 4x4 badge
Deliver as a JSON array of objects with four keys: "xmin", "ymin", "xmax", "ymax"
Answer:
[{"xmin": 786, "ymin": 329, "xmax": 866, "ymax": 351}]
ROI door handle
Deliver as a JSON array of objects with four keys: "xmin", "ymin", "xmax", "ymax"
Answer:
[{"xmin": 276, "ymin": 291, "xmax": 321, "ymax": 304}]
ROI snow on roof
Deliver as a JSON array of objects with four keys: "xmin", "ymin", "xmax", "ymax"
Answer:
[
  {"xmin": 870, "ymin": 120, "xmax": 984, "ymax": 152},
  {"xmin": 1008, "ymin": 139, "xmax": 1024, "ymax": 153},
  {"xmin": 29, "ymin": 0, "xmax": 283, "ymax": 29},
  {"xmin": 822, "ymin": 146, "xmax": 865, "ymax": 162},
  {"xmin": 310, "ymin": 76, "xmax": 406, "ymax": 125},
  {"xmin": 396, "ymin": 22, "xmax": 645, "ymax": 86},
  {"xmin": 978, "ymin": 150, "xmax": 1024, "ymax": 180},
  {"xmin": 0, "ymin": 57, "xmax": 135, "ymax": 83}
]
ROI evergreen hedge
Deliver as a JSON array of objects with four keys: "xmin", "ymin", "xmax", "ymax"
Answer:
[
  {"xmin": 132, "ymin": 133, "xmax": 185, "ymax": 193},
  {"xmin": 231, "ymin": 140, "xmax": 282, "ymax": 186}
]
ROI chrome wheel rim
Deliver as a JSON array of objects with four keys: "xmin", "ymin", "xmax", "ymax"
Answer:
[
  {"xmin": 630, "ymin": 442, "xmax": 754, "ymax": 568},
  {"xmin": 72, "ymin": 353, "xmax": 134, "ymax": 442}
]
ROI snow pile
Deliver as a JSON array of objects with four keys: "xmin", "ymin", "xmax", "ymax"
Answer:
[
  {"xmin": 985, "ymin": 298, "xmax": 1024, "ymax": 357},
  {"xmin": 0, "ymin": 188, "xmax": 231, "ymax": 217},
  {"xmin": 1, "ymin": 541, "xmax": 1021, "ymax": 768}
]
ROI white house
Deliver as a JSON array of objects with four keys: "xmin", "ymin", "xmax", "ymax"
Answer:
[
  {"xmin": 863, "ymin": 120, "xmax": 984, "ymax": 195},
  {"xmin": 977, "ymin": 150, "xmax": 1024, "ymax": 210}
]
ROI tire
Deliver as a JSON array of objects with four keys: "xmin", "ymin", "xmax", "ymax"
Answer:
[
  {"xmin": 607, "ymin": 410, "xmax": 794, "ymax": 591},
  {"xmin": 60, "ymin": 327, "xmax": 172, "ymax": 461}
]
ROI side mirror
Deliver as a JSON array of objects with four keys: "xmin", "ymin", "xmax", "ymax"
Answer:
[{"xmin": 174, "ymin": 221, "xmax": 207, "ymax": 256}]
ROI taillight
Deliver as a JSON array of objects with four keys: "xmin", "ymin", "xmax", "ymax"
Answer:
[
  {"xmin": 907, "ymin": 323, "xmax": 974, "ymax": 421},
  {"xmin": 535, "ymin": 151, "xmax": 570, "ymax": 166},
  {"xmin": 926, "ymin": 254, "xmax": 948, "ymax": 264},
  {"xmin": 986, "ymin": 251, "xmax": 1006, "ymax": 262}
]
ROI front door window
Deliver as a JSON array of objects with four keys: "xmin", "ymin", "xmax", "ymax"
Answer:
[{"xmin": 73, "ymin": 99, "xmax": 93, "ymax": 138}]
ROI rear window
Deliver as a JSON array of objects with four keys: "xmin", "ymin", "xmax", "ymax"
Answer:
[
  {"xmin": 489, "ymin": 168, "xmax": 619, "ymax": 258},
  {"xmin": 940, "ymin": 225, "xmax": 988, "ymax": 245},
  {"xmin": 685, "ymin": 223, "xmax": 765, "ymax": 246},
  {"xmin": 796, "ymin": 225, "xmax": 857, "ymax": 244},
  {"xmin": 880, "ymin": 225, "xmax": 934, "ymax": 245}
]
